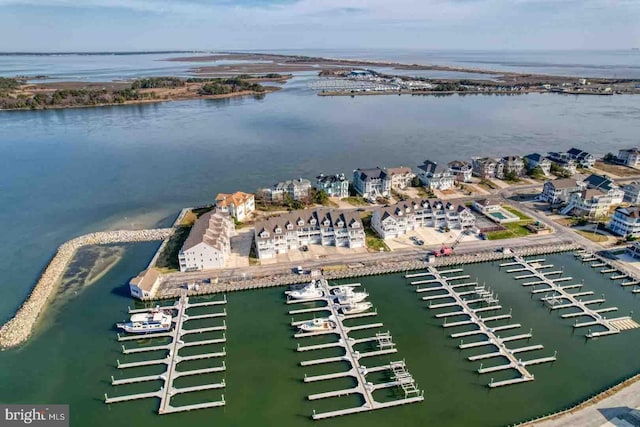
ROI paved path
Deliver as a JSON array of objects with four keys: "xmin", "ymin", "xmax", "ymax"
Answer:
[{"xmin": 528, "ymin": 375, "xmax": 640, "ymax": 427}]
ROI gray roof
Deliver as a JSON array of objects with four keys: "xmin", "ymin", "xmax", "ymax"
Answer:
[
  {"xmin": 316, "ymin": 173, "xmax": 347, "ymax": 184},
  {"xmin": 615, "ymin": 206, "xmax": 640, "ymax": 219},
  {"xmin": 584, "ymin": 174, "xmax": 614, "ymax": 191},
  {"xmin": 255, "ymin": 208, "xmax": 361, "ymax": 240},
  {"xmin": 548, "ymin": 178, "xmax": 579, "ymax": 189},
  {"xmin": 374, "ymin": 198, "xmax": 471, "ymax": 220},
  {"xmin": 355, "ymin": 167, "xmax": 387, "ymax": 182},
  {"xmin": 417, "ymin": 160, "xmax": 444, "ymax": 174},
  {"xmin": 182, "ymin": 211, "xmax": 232, "ymax": 252},
  {"xmin": 525, "ymin": 153, "xmax": 547, "ymax": 163}
]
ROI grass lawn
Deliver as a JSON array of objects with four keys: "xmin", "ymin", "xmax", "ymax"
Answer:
[
  {"xmin": 342, "ymin": 196, "xmax": 370, "ymax": 207},
  {"xmin": 501, "ymin": 205, "xmax": 532, "ymax": 221},
  {"xmin": 360, "ymin": 211, "xmax": 389, "ymax": 251},
  {"xmin": 155, "ymin": 224, "xmax": 192, "ymax": 270},
  {"xmin": 576, "ymin": 230, "xmax": 609, "ymax": 243},
  {"xmin": 486, "ymin": 222, "xmax": 534, "ymax": 240}
]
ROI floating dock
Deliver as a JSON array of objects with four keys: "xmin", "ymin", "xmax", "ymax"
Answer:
[
  {"xmin": 288, "ymin": 280, "xmax": 423, "ymax": 420},
  {"xmin": 105, "ymin": 294, "xmax": 228, "ymax": 414},
  {"xmin": 406, "ymin": 267, "xmax": 555, "ymax": 388},
  {"xmin": 505, "ymin": 256, "xmax": 640, "ymax": 338}
]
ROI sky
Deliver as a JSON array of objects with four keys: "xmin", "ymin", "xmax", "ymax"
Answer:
[{"xmin": 0, "ymin": 0, "xmax": 638, "ymax": 51}]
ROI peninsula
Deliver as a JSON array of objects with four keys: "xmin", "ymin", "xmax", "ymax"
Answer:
[{"xmin": 0, "ymin": 75, "xmax": 289, "ymax": 111}]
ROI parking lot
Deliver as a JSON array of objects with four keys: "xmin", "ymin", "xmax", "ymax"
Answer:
[
  {"xmin": 385, "ymin": 227, "xmax": 481, "ymax": 251},
  {"xmin": 259, "ymin": 243, "xmax": 369, "ymax": 265}
]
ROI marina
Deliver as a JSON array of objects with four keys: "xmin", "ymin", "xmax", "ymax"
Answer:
[
  {"xmin": 502, "ymin": 255, "xmax": 640, "ymax": 338},
  {"xmin": 104, "ymin": 294, "xmax": 228, "ymax": 414},
  {"xmin": 406, "ymin": 266, "xmax": 556, "ymax": 388},
  {"xmin": 287, "ymin": 279, "xmax": 424, "ymax": 420}
]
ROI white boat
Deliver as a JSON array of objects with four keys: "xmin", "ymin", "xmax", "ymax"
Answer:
[
  {"xmin": 286, "ymin": 281, "xmax": 323, "ymax": 300},
  {"xmin": 298, "ymin": 318, "xmax": 336, "ymax": 333},
  {"xmin": 340, "ymin": 301, "xmax": 373, "ymax": 315},
  {"xmin": 336, "ymin": 292, "xmax": 368, "ymax": 304},
  {"xmin": 331, "ymin": 285, "xmax": 359, "ymax": 297},
  {"xmin": 116, "ymin": 310, "xmax": 173, "ymax": 334}
]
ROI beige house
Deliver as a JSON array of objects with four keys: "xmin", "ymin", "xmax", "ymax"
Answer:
[
  {"xmin": 215, "ymin": 191, "xmax": 255, "ymax": 222},
  {"xmin": 386, "ymin": 167, "xmax": 416, "ymax": 190},
  {"xmin": 178, "ymin": 212, "xmax": 235, "ymax": 272}
]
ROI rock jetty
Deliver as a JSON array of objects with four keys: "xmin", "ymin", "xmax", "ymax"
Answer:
[{"xmin": 0, "ymin": 228, "xmax": 172, "ymax": 350}]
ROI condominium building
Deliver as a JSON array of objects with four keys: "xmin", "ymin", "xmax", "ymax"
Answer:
[
  {"xmin": 314, "ymin": 173, "xmax": 349, "ymax": 198},
  {"xmin": 178, "ymin": 212, "xmax": 235, "ymax": 272},
  {"xmin": 609, "ymin": 206, "xmax": 640, "ymax": 238},
  {"xmin": 562, "ymin": 188, "xmax": 614, "ymax": 218},
  {"xmin": 215, "ymin": 191, "xmax": 255, "ymax": 221},
  {"xmin": 254, "ymin": 208, "xmax": 365, "ymax": 259},
  {"xmin": 353, "ymin": 167, "xmax": 391, "ymax": 199},
  {"xmin": 371, "ymin": 199, "xmax": 476, "ymax": 239}
]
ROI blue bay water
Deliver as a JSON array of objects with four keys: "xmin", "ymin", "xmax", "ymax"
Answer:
[{"xmin": 0, "ymin": 53, "xmax": 640, "ymax": 425}]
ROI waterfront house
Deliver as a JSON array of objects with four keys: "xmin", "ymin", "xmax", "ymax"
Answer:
[
  {"xmin": 262, "ymin": 178, "xmax": 312, "ymax": 202},
  {"xmin": 540, "ymin": 178, "xmax": 586, "ymax": 204},
  {"xmin": 215, "ymin": 191, "xmax": 255, "ymax": 222},
  {"xmin": 609, "ymin": 206, "xmax": 640, "ymax": 238},
  {"xmin": 371, "ymin": 198, "xmax": 476, "ymax": 239},
  {"xmin": 497, "ymin": 156, "xmax": 525, "ymax": 179},
  {"xmin": 524, "ymin": 153, "xmax": 551, "ymax": 176},
  {"xmin": 416, "ymin": 160, "xmax": 455, "ymax": 190},
  {"xmin": 253, "ymin": 208, "xmax": 365, "ymax": 259},
  {"xmin": 623, "ymin": 182, "xmax": 640, "ymax": 203},
  {"xmin": 471, "ymin": 157, "xmax": 500, "ymax": 179},
  {"xmin": 386, "ymin": 167, "xmax": 416, "ymax": 190},
  {"xmin": 617, "ymin": 148, "xmax": 640, "ymax": 168},
  {"xmin": 583, "ymin": 174, "xmax": 624, "ymax": 204},
  {"xmin": 567, "ymin": 148, "xmax": 596, "ymax": 168},
  {"xmin": 178, "ymin": 211, "xmax": 234, "ymax": 272},
  {"xmin": 353, "ymin": 167, "xmax": 391, "ymax": 199},
  {"xmin": 128, "ymin": 268, "xmax": 161, "ymax": 300},
  {"xmin": 561, "ymin": 188, "xmax": 614, "ymax": 218},
  {"xmin": 447, "ymin": 161, "xmax": 473, "ymax": 183},
  {"xmin": 547, "ymin": 152, "xmax": 577, "ymax": 175},
  {"xmin": 314, "ymin": 173, "xmax": 349, "ymax": 198}
]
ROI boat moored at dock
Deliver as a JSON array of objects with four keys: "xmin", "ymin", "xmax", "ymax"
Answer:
[
  {"xmin": 116, "ymin": 310, "xmax": 173, "ymax": 334},
  {"xmin": 286, "ymin": 281, "xmax": 324, "ymax": 300},
  {"xmin": 298, "ymin": 318, "xmax": 337, "ymax": 333}
]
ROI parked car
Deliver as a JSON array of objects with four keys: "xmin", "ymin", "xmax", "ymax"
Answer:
[
  {"xmin": 415, "ymin": 239, "xmax": 425, "ymax": 246},
  {"xmin": 295, "ymin": 266, "xmax": 305, "ymax": 274}
]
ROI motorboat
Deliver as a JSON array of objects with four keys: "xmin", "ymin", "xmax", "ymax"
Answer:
[
  {"xmin": 116, "ymin": 309, "xmax": 173, "ymax": 334},
  {"xmin": 298, "ymin": 318, "xmax": 336, "ymax": 333},
  {"xmin": 286, "ymin": 281, "xmax": 323, "ymax": 300},
  {"xmin": 331, "ymin": 285, "xmax": 359, "ymax": 297},
  {"xmin": 340, "ymin": 301, "xmax": 373, "ymax": 315},
  {"xmin": 336, "ymin": 291, "xmax": 368, "ymax": 305}
]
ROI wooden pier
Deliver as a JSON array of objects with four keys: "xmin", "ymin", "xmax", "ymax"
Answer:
[
  {"xmin": 105, "ymin": 294, "xmax": 228, "ymax": 414},
  {"xmin": 407, "ymin": 267, "xmax": 555, "ymax": 388},
  {"xmin": 288, "ymin": 279, "xmax": 423, "ymax": 420},
  {"xmin": 505, "ymin": 256, "xmax": 640, "ymax": 338}
]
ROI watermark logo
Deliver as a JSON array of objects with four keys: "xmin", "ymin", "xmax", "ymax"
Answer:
[{"xmin": 1, "ymin": 405, "xmax": 68, "ymax": 426}]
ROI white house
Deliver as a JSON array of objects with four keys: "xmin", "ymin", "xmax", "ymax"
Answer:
[
  {"xmin": 547, "ymin": 152, "xmax": 577, "ymax": 175},
  {"xmin": 386, "ymin": 167, "xmax": 416, "ymax": 190},
  {"xmin": 540, "ymin": 178, "xmax": 586, "ymax": 204},
  {"xmin": 583, "ymin": 174, "xmax": 625, "ymax": 204},
  {"xmin": 448, "ymin": 161, "xmax": 473, "ymax": 183},
  {"xmin": 472, "ymin": 199, "xmax": 502, "ymax": 214},
  {"xmin": 561, "ymin": 188, "xmax": 615, "ymax": 218},
  {"xmin": 262, "ymin": 178, "xmax": 312, "ymax": 202},
  {"xmin": 353, "ymin": 167, "xmax": 391, "ymax": 199},
  {"xmin": 498, "ymin": 156, "xmax": 525, "ymax": 179},
  {"xmin": 254, "ymin": 208, "xmax": 365, "ymax": 259},
  {"xmin": 609, "ymin": 206, "xmax": 640, "ymax": 238},
  {"xmin": 623, "ymin": 182, "xmax": 640, "ymax": 204},
  {"xmin": 417, "ymin": 160, "xmax": 455, "ymax": 190},
  {"xmin": 524, "ymin": 153, "xmax": 551, "ymax": 176},
  {"xmin": 567, "ymin": 148, "xmax": 596, "ymax": 168},
  {"xmin": 128, "ymin": 268, "xmax": 162, "ymax": 300},
  {"xmin": 471, "ymin": 157, "xmax": 501, "ymax": 179},
  {"xmin": 371, "ymin": 198, "xmax": 476, "ymax": 239},
  {"xmin": 215, "ymin": 191, "xmax": 255, "ymax": 222},
  {"xmin": 178, "ymin": 212, "xmax": 234, "ymax": 272},
  {"xmin": 315, "ymin": 173, "xmax": 349, "ymax": 198},
  {"xmin": 618, "ymin": 148, "xmax": 640, "ymax": 168}
]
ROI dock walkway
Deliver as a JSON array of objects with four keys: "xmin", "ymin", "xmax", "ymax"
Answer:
[
  {"xmin": 288, "ymin": 280, "xmax": 423, "ymax": 420},
  {"xmin": 105, "ymin": 294, "xmax": 227, "ymax": 415}
]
